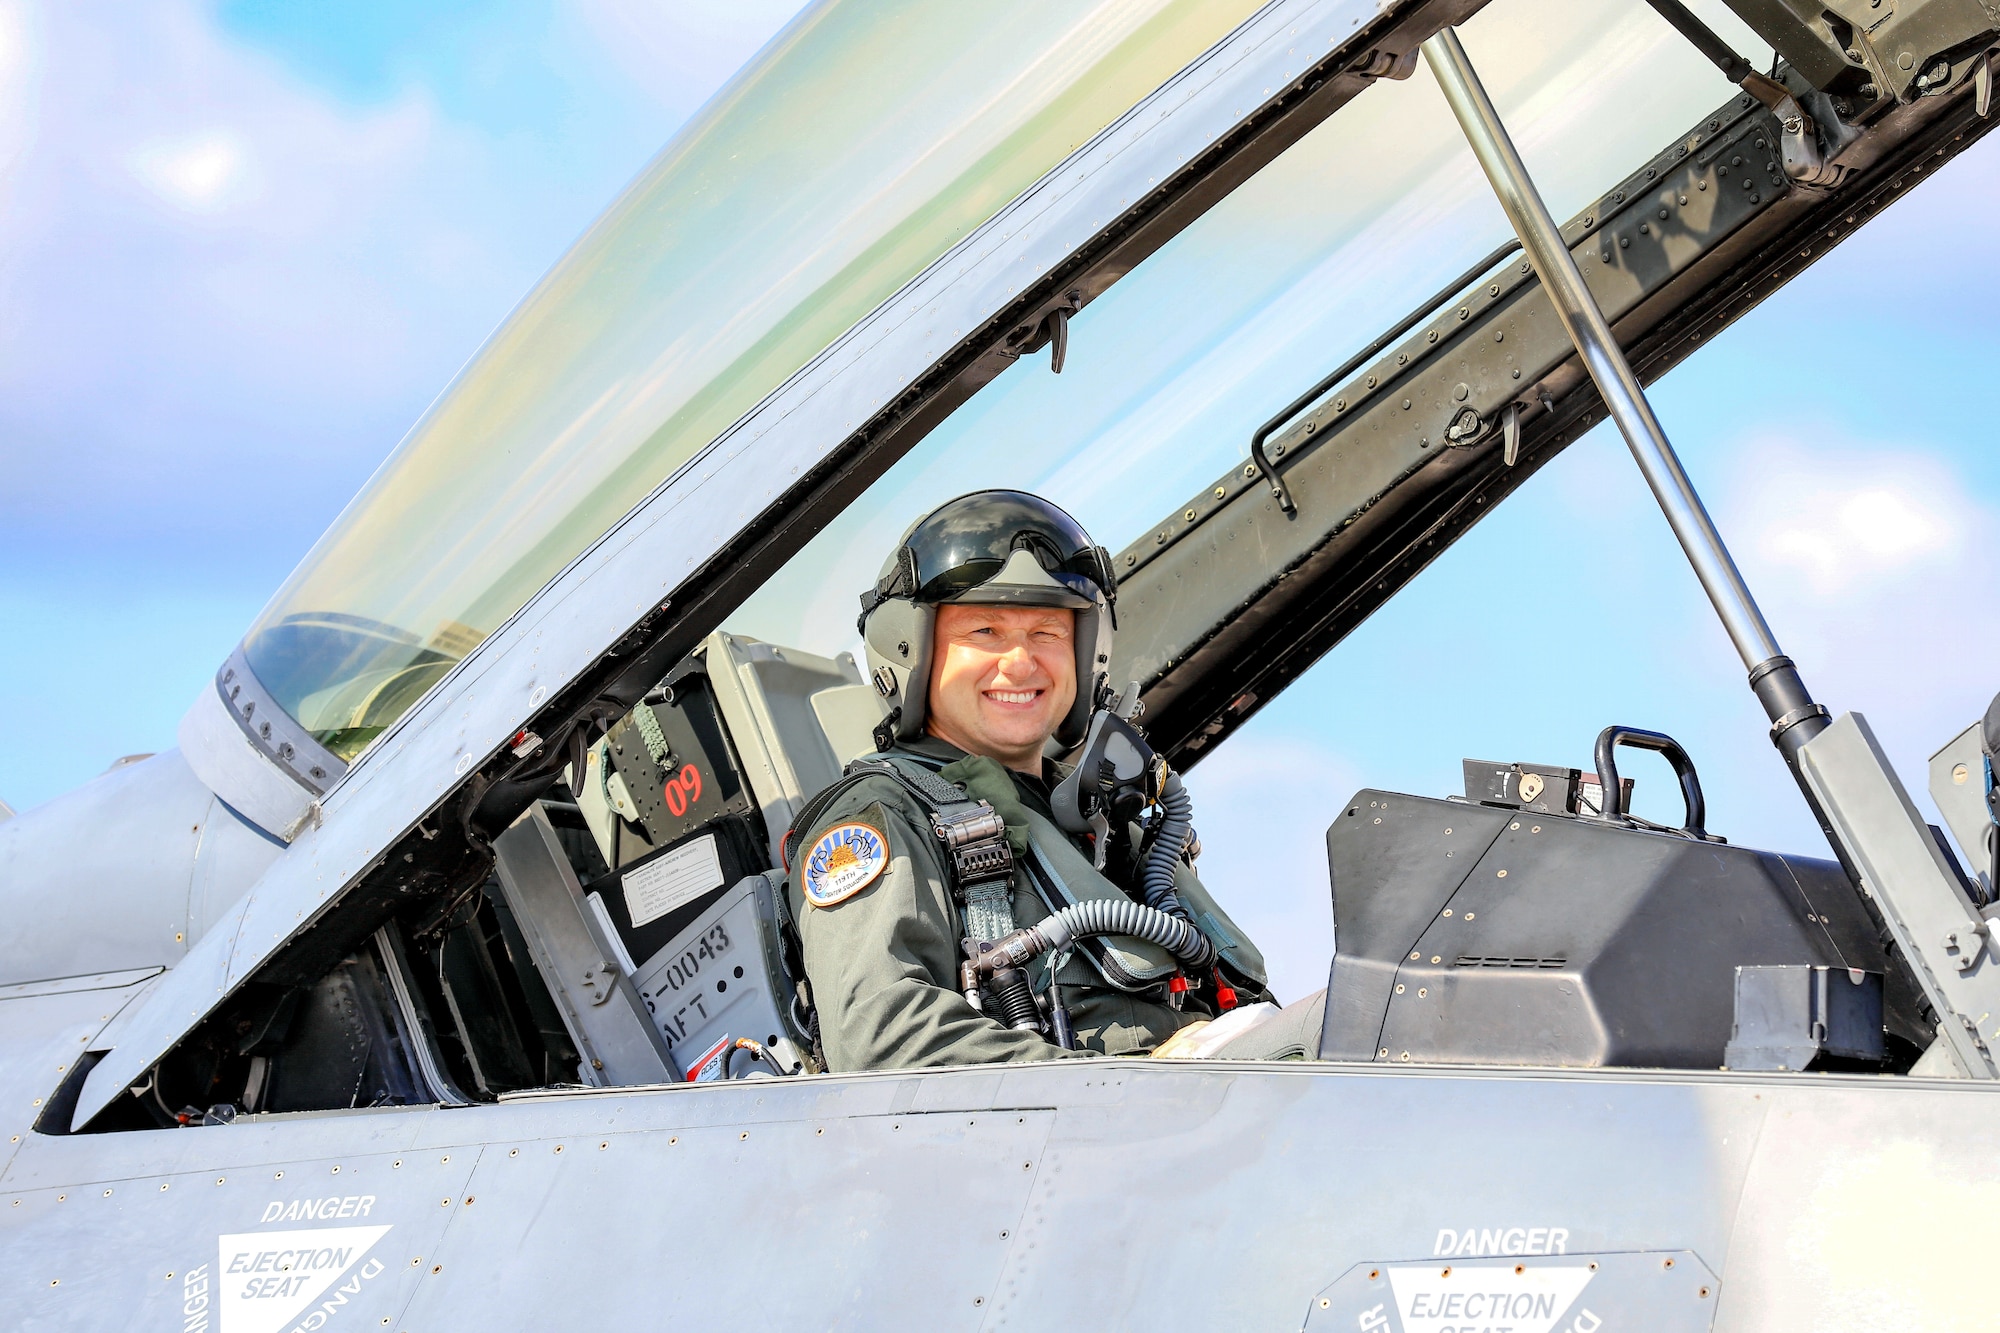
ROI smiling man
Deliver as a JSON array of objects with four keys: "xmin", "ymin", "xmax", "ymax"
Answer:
[{"xmin": 785, "ymin": 491, "xmax": 1284, "ymax": 1072}]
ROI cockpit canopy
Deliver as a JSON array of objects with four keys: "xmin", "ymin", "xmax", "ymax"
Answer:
[{"xmin": 240, "ymin": 0, "xmax": 1269, "ymax": 760}]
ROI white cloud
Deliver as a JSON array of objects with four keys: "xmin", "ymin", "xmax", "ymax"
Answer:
[
  {"xmin": 130, "ymin": 130, "xmax": 249, "ymax": 212},
  {"xmin": 1749, "ymin": 445, "xmax": 1963, "ymax": 596},
  {"xmin": 0, "ymin": 1, "xmax": 551, "ymax": 556},
  {"xmin": 1724, "ymin": 436, "xmax": 1999, "ymax": 828}
]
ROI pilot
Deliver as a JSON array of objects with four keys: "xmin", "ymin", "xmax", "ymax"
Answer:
[{"xmin": 786, "ymin": 489, "xmax": 1325, "ymax": 1071}]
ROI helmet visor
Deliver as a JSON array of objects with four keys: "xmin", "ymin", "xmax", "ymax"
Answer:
[{"xmin": 898, "ymin": 491, "xmax": 1112, "ymax": 606}]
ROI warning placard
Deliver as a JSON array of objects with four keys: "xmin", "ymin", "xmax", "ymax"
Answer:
[{"xmin": 215, "ymin": 1224, "xmax": 391, "ymax": 1333}]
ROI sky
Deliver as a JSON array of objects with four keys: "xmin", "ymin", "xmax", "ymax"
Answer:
[{"xmin": 2, "ymin": 1, "xmax": 1995, "ymax": 1003}]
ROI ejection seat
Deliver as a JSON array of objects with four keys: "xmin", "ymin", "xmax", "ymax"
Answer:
[{"xmin": 491, "ymin": 631, "xmax": 885, "ymax": 1082}]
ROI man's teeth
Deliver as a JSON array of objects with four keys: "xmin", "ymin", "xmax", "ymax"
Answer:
[{"xmin": 986, "ymin": 690, "xmax": 1039, "ymax": 704}]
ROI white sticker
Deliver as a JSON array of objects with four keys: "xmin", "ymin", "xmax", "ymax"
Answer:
[
  {"xmin": 215, "ymin": 1224, "xmax": 392, "ymax": 1333},
  {"xmin": 684, "ymin": 1034, "xmax": 732, "ymax": 1083},
  {"xmin": 1387, "ymin": 1263, "xmax": 1594, "ymax": 1333},
  {"xmin": 622, "ymin": 835, "xmax": 725, "ymax": 928}
]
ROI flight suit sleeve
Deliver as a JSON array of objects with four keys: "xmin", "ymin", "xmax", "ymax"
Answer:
[{"xmin": 794, "ymin": 780, "xmax": 1085, "ymax": 1073}]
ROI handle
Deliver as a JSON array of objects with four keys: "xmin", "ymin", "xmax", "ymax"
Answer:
[{"xmin": 1594, "ymin": 725, "xmax": 1707, "ymax": 838}]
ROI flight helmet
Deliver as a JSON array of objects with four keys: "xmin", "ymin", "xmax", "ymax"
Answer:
[{"xmin": 858, "ymin": 490, "xmax": 1117, "ymax": 748}]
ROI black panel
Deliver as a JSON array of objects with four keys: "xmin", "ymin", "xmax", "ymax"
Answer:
[
  {"xmin": 1320, "ymin": 795, "xmax": 1514, "ymax": 1060},
  {"xmin": 603, "ymin": 668, "xmax": 760, "ymax": 859},
  {"xmin": 265, "ymin": 953, "xmax": 423, "ymax": 1112},
  {"xmin": 1321, "ymin": 790, "xmax": 1925, "ymax": 1069},
  {"xmin": 583, "ymin": 817, "xmax": 769, "ymax": 969}
]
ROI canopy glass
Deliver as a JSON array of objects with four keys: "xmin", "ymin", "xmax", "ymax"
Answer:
[
  {"xmin": 241, "ymin": 0, "xmax": 1266, "ymax": 760},
  {"xmin": 730, "ymin": 0, "xmax": 1773, "ymax": 663}
]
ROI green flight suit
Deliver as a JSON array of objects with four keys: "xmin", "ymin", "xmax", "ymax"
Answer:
[{"xmin": 790, "ymin": 736, "xmax": 1271, "ymax": 1072}]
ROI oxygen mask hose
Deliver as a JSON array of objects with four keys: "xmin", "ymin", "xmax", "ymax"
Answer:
[
  {"xmin": 1140, "ymin": 770, "xmax": 1196, "ymax": 922},
  {"xmin": 974, "ymin": 897, "xmax": 1217, "ymax": 978}
]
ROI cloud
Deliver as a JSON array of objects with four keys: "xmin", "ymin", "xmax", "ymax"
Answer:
[
  {"xmin": 1746, "ymin": 443, "xmax": 1966, "ymax": 597},
  {"xmin": 0, "ymin": 0, "xmax": 692, "ymax": 587},
  {"xmin": 1723, "ymin": 435, "xmax": 1999, "ymax": 818},
  {"xmin": 129, "ymin": 130, "xmax": 250, "ymax": 211}
]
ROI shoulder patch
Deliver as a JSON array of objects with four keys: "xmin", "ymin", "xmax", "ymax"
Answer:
[{"xmin": 802, "ymin": 822, "xmax": 889, "ymax": 907}]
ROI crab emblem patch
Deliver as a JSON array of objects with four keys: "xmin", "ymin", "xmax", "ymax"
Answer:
[{"xmin": 803, "ymin": 822, "xmax": 888, "ymax": 907}]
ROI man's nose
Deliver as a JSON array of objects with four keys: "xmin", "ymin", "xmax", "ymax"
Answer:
[{"xmin": 994, "ymin": 639, "xmax": 1041, "ymax": 677}]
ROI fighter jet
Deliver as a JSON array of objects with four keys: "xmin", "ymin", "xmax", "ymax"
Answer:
[{"xmin": 5, "ymin": 0, "xmax": 2000, "ymax": 1326}]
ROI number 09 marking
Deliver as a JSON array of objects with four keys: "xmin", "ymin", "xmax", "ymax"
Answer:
[{"xmin": 663, "ymin": 763, "xmax": 703, "ymax": 818}]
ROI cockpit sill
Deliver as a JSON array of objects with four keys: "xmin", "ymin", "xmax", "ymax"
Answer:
[{"xmin": 38, "ymin": 1052, "xmax": 2000, "ymax": 1143}]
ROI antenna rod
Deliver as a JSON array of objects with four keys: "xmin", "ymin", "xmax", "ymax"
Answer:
[{"xmin": 1418, "ymin": 27, "xmax": 1830, "ymax": 768}]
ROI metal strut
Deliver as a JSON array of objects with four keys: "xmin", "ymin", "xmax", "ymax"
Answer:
[
  {"xmin": 1423, "ymin": 28, "xmax": 1785, "ymax": 675},
  {"xmin": 1423, "ymin": 27, "xmax": 2000, "ymax": 1079},
  {"xmin": 1419, "ymin": 28, "xmax": 1837, "ymax": 765}
]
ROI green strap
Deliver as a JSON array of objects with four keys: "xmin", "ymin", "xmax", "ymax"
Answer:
[
  {"xmin": 847, "ymin": 755, "xmax": 1018, "ymax": 940},
  {"xmin": 633, "ymin": 702, "xmax": 672, "ymax": 767},
  {"xmin": 961, "ymin": 881, "xmax": 1016, "ymax": 944}
]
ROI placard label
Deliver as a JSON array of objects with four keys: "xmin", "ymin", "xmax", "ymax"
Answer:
[{"xmin": 624, "ymin": 836, "xmax": 725, "ymax": 927}]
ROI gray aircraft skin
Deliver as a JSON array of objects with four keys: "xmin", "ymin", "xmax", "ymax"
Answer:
[{"xmin": 6, "ymin": 1, "xmax": 2000, "ymax": 1329}]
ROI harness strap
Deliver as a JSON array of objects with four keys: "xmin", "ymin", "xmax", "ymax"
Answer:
[
  {"xmin": 856, "ymin": 756, "xmax": 1017, "ymax": 941},
  {"xmin": 781, "ymin": 754, "xmax": 1019, "ymax": 940}
]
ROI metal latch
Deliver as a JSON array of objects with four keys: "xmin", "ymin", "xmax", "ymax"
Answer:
[
  {"xmin": 932, "ymin": 800, "xmax": 1014, "ymax": 887},
  {"xmin": 580, "ymin": 959, "xmax": 621, "ymax": 1005},
  {"xmin": 1740, "ymin": 72, "xmax": 1840, "ymax": 186},
  {"xmin": 1942, "ymin": 917, "xmax": 1996, "ymax": 974}
]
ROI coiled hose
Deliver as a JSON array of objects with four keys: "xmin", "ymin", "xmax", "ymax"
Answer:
[
  {"xmin": 974, "ymin": 895, "xmax": 1216, "ymax": 977},
  {"xmin": 1140, "ymin": 771, "xmax": 1196, "ymax": 922}
]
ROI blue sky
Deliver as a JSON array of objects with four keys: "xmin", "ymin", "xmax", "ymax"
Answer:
[{"xmin": 2, "ymin": 1, "xmax": 1995, "ymax": 1001}]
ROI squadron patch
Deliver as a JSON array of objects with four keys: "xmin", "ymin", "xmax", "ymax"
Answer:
[{"xmin": 803, "ymin": 822, "xmax": 888, "ymax": 907}]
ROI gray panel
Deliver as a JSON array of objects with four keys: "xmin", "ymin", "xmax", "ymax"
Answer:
[
  {"xmin": 1306, "ymin": 1250, "xmax": 1717, "ymax": 1331},
  {"xmin": 0, "ymin": 968, "xmax": 162, "ymax": 1002},
  {"xmin": 187, "ymin": 797, "xmax": 286, "ymax": 949},
  {"xmin": 0, "ymin": 751, "xmax": 212, "ymax": 987},
  {"xmin": 71, "ymin": 0, "xmax": 1401, "ymax": 1128},
  {"xmin": 402, "ymin": 1110, "xmax": 1053, "ymax": 1330},
  {"xmin": 705, "ymin": 632, "xmax": 872, "ymax": 862},
  {"xmin": 492, "ymin": 808, "xmax": 678, "ymax": 1087},
  {"xmin": 0, "ymin": 974, "xmax": 157, "ymax": 1175},
  {"xmin": 1712, "ymin": 1078, "xmax": 2000, "ymax": 1330},
  {"xmin": 1929, "ymin": 721, "xmax": 1990, "ymax": 897},
  {"xmin": 7, "ymin": 1059, "xmax": 2000, "ymax": 1325},
  {"xmin": 631, "ymin": 873, "xmax": 808, "ymax": 1076},
  {"xmin": 1801, "ymin": 712, "xmax": 2000, "ymax": 1077},
  {"xmin": 0, "ymin": 1143, "xmax": 476, "ymax": 1332}
]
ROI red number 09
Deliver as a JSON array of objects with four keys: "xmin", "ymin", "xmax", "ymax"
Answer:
[{"xmin": 663, "ymin": 763, "xmax": 703, "ymax": 818}]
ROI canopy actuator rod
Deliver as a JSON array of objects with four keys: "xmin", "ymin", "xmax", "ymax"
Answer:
[
  {"xmin": 1426, "ymin": 27, "xmax": 2000, "ymax": 1078},
  {"xmin": 1418, "ymin": 27, "xmax": 1829, "ymax": 767}
]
